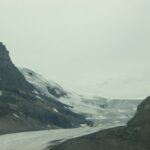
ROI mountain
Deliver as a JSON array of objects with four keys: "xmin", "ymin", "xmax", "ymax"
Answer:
[
  {"xmin": 20, "ymin": 68, "xmax": 142, "ymax": 128},
  {"xmin": 0, "ymin": 42, "xmax": 89, "ymax": 134},
  {"xmin": 0, "ymin": 42, "xmax": 142, "ymax": 136},
  {"xmin": 50, "ymin": 96, "xmax": 150, "ymax": 150}
]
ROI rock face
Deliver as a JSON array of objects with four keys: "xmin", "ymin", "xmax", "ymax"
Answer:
[
  {"xmin": 0, "ymin": 43, "xmax": 34, "ymax": 92},
  {"xmin": 0, "ymin": 43, "xmax": 88, "ymax": 134},
  {"xmin": 50, "ymin": 96, "xmax": 150, "ymax": 150},
  {"xmin": 126, "ymin": 96, "xmax": 150, "ymax": 145}
]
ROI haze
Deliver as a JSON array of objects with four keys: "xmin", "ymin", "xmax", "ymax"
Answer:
[{"xmin": 0, "ymin": 0, "xmax": 150, "ymax": 99}]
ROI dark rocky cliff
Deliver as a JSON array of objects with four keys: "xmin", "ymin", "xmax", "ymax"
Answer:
[{"xmin": 0, "ymin": 43, "xmax": 34, "ymax": 92}]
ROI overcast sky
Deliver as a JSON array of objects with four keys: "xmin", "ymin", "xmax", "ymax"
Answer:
[{"xmin": 0, "ymin": 0, "xmax": 150, "ymax": 98}]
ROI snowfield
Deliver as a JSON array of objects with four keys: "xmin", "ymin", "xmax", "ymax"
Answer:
[{"xmin": 0, "ymin": 126, "xmax": 106, "ymax": 150}]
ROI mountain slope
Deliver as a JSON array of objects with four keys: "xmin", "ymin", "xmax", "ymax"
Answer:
[
  {"xmin": 50, "ymin": 96, "xmax": 150, "ymax": 150},
  {"xmin": 0, "ymin": 43, "xmax": 88, "ymax": 134},
  {"xmin": 20, "ymin": 68, "xmax": 141, "ymax": 128},
  {"xmin": 19, "ymin": 68, "xmax": 67, "ymax": 99},
  {"xmin": 0, "ymin": 43, "xmax": 34, "ymax": 92}
]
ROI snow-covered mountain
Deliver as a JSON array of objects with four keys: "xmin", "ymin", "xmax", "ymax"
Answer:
[
  {"xmin": 20, "ymin": 68, "xmax": 142, "ymax": 128},
  {"xmin": 20, "ymin": 68, "xmax": 67, "ymax": 100}
]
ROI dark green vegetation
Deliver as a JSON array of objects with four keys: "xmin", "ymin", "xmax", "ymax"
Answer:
[
  {"xmin": 51, "ymin": 96, "xmax": 150, "ymax": 150},
  {"xmin": 0, "ymin": 42, "xmax": 89, "ymax": 134}
]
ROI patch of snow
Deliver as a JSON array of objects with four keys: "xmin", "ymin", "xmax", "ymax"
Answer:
[
  {"xmin": 35, "ymin": 95, "xmax": 44, "ymax": 101},
  {"xmin": 46, "ymin": 124, "xmax": 51, "ymax": 128},
  {"xmin": 13, "ymin": 113, "xmax": 20, "ymax": 119},
  {"xmin": 80, "ymin": 124, "xmax": 88, "ymax": 127},
  {"xmin": 117, "ymin": 109, "xmax": 127, "ymax": 113},
  {"xmin": 59, "ymin": 93, "xmax": 101, "ymax": 115},
  {"xmin": 53, "ymin": 108, "xmax": 59, "ymax": 113},
  {"xmin": 54, "ymin": 89, "xmax": 61, "ymax": 95},
  {"xmin": 119, "ymin": 115, "xmax": 128, "ymax": 119},
  {"xmin": 0, "ymin": 90, "xmax": 2, "ymax": 96},
  {"xmin": 33, "ymin": 90, "xmax": 39, "ymax": 95}
]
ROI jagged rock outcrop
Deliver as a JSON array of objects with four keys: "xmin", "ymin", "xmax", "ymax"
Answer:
[
  {"xmin": 0, "ymin": 43, "xmax": 88, "ymax": 134},
  {"xmin": 0, "ymin": 43, "xmax": 34, "ymax": 92},
  {"xmin": 50, "ymin": 96, "xmax": 150, "ymax": 150}
]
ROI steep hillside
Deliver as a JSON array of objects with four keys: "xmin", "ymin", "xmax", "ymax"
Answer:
[
  {"xmin": 0, "ymin": 43, "xmax": 88, "ymax": 134},
  {"xmin": 0, "ymin": 43, "xmax": 34, "ymax": 92},
  {"xmin": 50, "ymin": 96, "xmax": 150, "ymax": 150}
]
